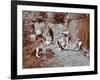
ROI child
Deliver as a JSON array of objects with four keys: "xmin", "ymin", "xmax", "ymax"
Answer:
[
  {"xmin": 33, "ymin": 34, "xmax": 45, "ymax": 58},
  {"xmin": 57, "ymin": 31, "xmax": 70, "ymax": 51},
  {"xmin": 73, "ymin": 38, "xmax": 82, "ymax": 50},
  {"xmin": 45, "ymin": 27, "xmax": 54, "ymax": 45}
]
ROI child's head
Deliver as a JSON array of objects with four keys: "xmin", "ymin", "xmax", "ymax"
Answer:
[
  {"xmin": 36, "ymin": 34, "xmax": 43, "ymax": 42},
  {"xmin": 76, "ymin": 38, "xmax": 81, "ymax": 42}
]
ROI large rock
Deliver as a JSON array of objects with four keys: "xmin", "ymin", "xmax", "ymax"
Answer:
[{"xmin": 77, "ymin": 15, "xmax": 89, "ymax": 49}]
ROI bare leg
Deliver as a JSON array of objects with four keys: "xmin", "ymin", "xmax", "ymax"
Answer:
[{"xmin": 36, "ymin": 48, "xmax": 40, "ymax": 58}]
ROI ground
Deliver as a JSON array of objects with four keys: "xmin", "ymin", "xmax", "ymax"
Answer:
[{"xmin": 23, "ymin": 42, "xmax": 89, "ymax": 68}]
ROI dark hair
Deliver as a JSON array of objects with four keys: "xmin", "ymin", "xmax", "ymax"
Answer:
[
  {"xmin": 48, "ymin": 27, "xmax": 54, "ymax": 41},
  {"xmin": 36, "ymin": 34, "xmax": 43, "ymax": 40}
]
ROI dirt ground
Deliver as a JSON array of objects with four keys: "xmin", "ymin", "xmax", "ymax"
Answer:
[{"xmin": 23, "ymin": 42, "xmax": 89, "ymax": 68}]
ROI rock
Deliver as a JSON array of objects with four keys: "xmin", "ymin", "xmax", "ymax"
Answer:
[{"xmin": 77, "ymin": 15, "xmax": 89, "ymax": 49}]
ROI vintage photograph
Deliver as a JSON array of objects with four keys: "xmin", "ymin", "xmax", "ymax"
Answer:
[
  {"xmin": 22, "ymin": 11, "xmax": 90, "ymax": 68},
  {"xmin": 11, "ymin": 1, "xmax": 97, "ymax": 79}
]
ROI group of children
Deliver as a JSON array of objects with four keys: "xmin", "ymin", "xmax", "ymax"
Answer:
[
  {"xmin": 57, "ymin": 30, "xmax": 82, "ymax": 51},
  {"xmin": 30, "ymin": 18, "xmax": 82, "ymax": 58}
]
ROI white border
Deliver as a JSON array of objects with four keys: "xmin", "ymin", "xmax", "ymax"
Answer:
[{"xmin": 17, "ymin": 5, "xmax": 94, "ymax": 75}]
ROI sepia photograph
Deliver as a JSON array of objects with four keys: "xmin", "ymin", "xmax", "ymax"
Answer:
[{"xmin": 22, "ymin": 11, "xmax": 90, "ymax": 68}]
